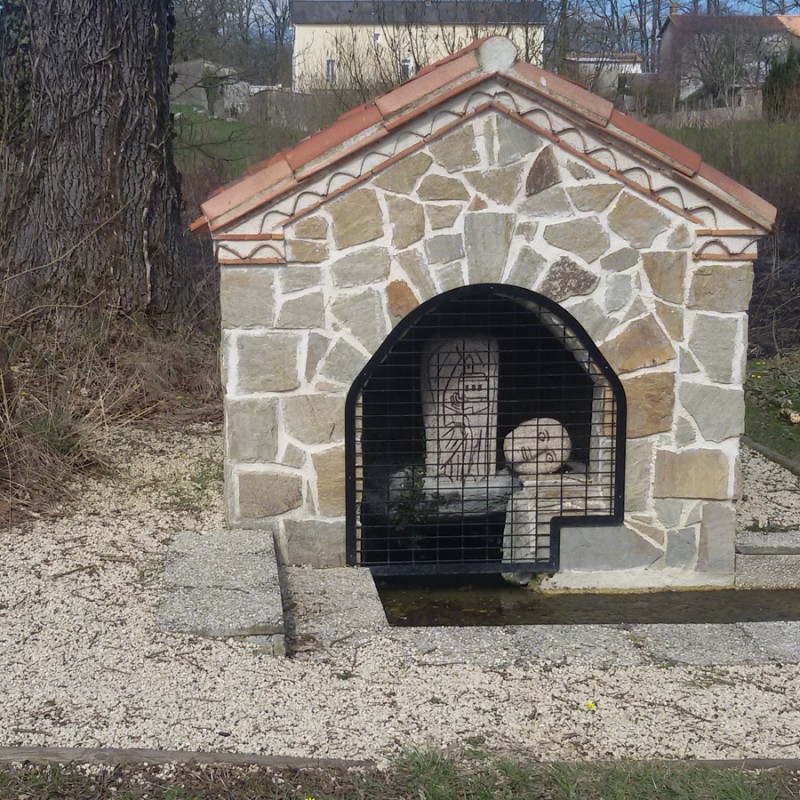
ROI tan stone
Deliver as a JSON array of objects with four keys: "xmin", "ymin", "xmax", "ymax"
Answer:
[
  {"xmin": 469, "ymin": 196, "xmax": 488, "ymax": 211},
  {"xmin": 526, "ymin": 145, "xmax": 560, "ymax": 195},
  {"xmin": 418, "ymin": 174, "xmax": 469, "ymax": 201},
  {"xmin": 282, "ymin": 394, "xmax": 345, "ymax": 445},
  {"xmin": 625, "ymin": 438, "xmax": 655, "ymax": 513},
  {"xmin": 622, "ymin": 371, "xmax": 676, "ymax": 437},
  {"xmin": 285, "ymin": 239, "xmax": 328, "ymax": 264},
  {"xmin": 397, "ymin": 249, "xmax": 437, "ymax": 301},
  {"xmin": 688, "ymin": 263, "xmax": 754, "ymax": 313},
  {"xmin": 429, "ymin": 124, "xmax": 480, "ymax": 172},
  {"xmin": 426, "ymin": 204, "xmax": 461, "ymax": 230},
  {"xmin": 312, "ymin": 446, "xmax": 346, "ymax": 516},
  {"xmin": 220, "ymin": 267, "xmax": 274, "ymax": 329},
  {"xmin": 276, "ymin": 291, "xmax": 325, "ymax": 329},
  {"xmin": 279, "ymin": 266, "xmax": 321, "ymax": 294},
  {"xmin": 601, "ymin": 247, "xmax": 638, "ymax": 272},
  {"xmin": 293, "ymin": 215, "xmax": 328, "ymax": 239},
  {"xmin": 225, "ymin": 398, "xmax": 278, "ymax": 462},
  {"xmin": 464, "ymin": 164, "xmax": 524, "ymax": 205},
  {"xmin": 668, "ymin": 224, "xmax": 693, "ymax": 249},
  {"xmin": 280, "ymin": 443, "xmax": 306, "ymax": 469},
  {"xmin": 282, "ymin": 520, "xmax": 346, "ymax": 567},
  {"xmin": 387, "ymin": 280, "xmax": 419, "ymax": 324},
  {"xmin": 374, "ymin": 151, "xmax": 432, "ymax": 194},
  {"xmin": 543, "ymin": 218, "xmax": 609, "ymax": 264},
  {"xmin": 608, "ymin": 192, "xmax": 670, "ymax": 248},
  {"xmin": 331, "ymin": 290, "xmax": 386, "ymax": 352},
  {"xmin": 238, "ymin": 470, "xmax": 303, "ymax": 518},
  {"xmin": 538, "ymin": 256, "xmax": 599, "ymax": 302},
  {"xmin": 567, "ymin": 160, "xmax": 593, "ymax": 180},
  {"xmin": 567, "ymin": 184, "xmax": 621, "ymax": 212},
  {"xmin": 237, "ymin": 333, "xmax": 300, "ymax": 392},
  {"xmin": 387, "ymin": 195, "xmax": 424, "ymax": 248},
  {"xmin": 688, "ymin": 314, "xmax": 739, "ymax": 384},
  {"xmin": 653, "ymin": 449, "xmax": 730, "ymax": 499},
  {"xmin": 655, "ymin": 300, "xmax": 684, "ymax": 341},
  {"xmin": 601, "ymin": 315, "xmax": 675, "ymax": 374},
  {"xmin": 519, "ymin": 186, "xmax": 571, "ymax": 216},
  {"xmin": 329, "ymin": 188, "xmax": 383, "ymax": 249},
  {"xmin": 331, "ymin": 246, "xmax": 391, "ymax": 288},
  {"xmin": 643, "ymin": 251, "xmax": 687, "ymax": 303},
  {"xmin": 516, "ymin": 220, "xmax": 538, "ymax": 241}
]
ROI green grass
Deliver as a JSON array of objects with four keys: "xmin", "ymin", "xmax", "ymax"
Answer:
[{"xmin": 0, "ymin": 754, "xmax": 798, "ymax": 800}]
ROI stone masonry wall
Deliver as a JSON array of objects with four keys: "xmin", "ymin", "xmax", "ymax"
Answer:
[{"xmin": 218, "ymin": 101, "xmax": 755, "ymax": 585}]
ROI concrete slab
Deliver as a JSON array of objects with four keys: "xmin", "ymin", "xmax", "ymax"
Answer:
[
  {"xmin": 735, "ymin": 554, "xmax": 800, "ymax": 588},
  {"xmin": 739, "ymin": 621, "xmax": 800, "ymax": 662},
  {"xmin": 625, "ymin": 623, "xmax": 765, "ymax": 665},
  {"xmin": 736, "ymin": 531, "xmax": 800, "ymax": 555}
]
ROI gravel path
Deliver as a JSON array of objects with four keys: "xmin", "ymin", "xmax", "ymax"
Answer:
[{"xmin": 1, "ymin": 424, "xmax": 799, "ymax": 766}]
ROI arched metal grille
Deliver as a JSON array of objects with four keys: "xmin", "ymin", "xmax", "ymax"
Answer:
[{"xmin": 345, "ymin": 285, "xmax": 626, "ymax": 576}]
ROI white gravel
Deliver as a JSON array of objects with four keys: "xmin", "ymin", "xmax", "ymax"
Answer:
[
  {"xmin": 739, "ymin": 445, "xmax": 800, "ymax": 531},
  {"xmin": 1, "ymin": 424, "xmax": 800, "ymax": 766}
]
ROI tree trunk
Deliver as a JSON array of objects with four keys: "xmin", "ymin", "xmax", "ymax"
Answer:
[{"xmin": 0, "ymin": 0, "xmax": 186, "ymax": 323}]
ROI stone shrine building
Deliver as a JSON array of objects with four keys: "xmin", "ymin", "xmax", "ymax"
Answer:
[{"xmin": 191, "ymin": 37, "xmax": 776, "ymax": 589}]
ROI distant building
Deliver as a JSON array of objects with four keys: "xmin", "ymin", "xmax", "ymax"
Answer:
[
  {"xmin": 171, "ymin": 60, "xmax": 252, "ymax": 117},
  {"xmin": 563, "ymin": 52, "xmax": 643, "ymax": 104},
  {"xmin": 290, "ymin": 0, "xmax": 546, "ymax": 92}
]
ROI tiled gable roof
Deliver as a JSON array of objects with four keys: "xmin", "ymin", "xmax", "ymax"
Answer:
[{"xmin": 192, "ymin": 37, "xmax": 777, "ymax": 235}]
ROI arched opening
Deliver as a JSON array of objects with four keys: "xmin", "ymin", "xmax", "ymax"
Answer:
[{"xmin": 345, "ymin": 284, "xmax": 626, "ymax": 575}]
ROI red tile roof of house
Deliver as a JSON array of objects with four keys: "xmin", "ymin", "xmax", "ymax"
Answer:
[{"xmin": 193, "ymin": 37, "xmax": 777, "ymax": 234}]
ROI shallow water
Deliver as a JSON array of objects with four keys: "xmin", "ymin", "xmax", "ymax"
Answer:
[{"xmin": 376, "ymin": 576, "xmax": 800, "ymax": 627}]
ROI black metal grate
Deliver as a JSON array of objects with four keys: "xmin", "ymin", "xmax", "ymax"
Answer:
[{"xmin": 345, "ymin": 285, "xmax": 625, "ymax": 576}]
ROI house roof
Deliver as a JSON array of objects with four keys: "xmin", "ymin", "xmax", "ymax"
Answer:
[
  {"xmin": 290, "ymin": 0, "xmax": 547, "ymax": 26},
  {"xmin": 192, "ymin": 36, "xmax": 777, "ymax": 235},
  {"xmin": 660, "ymin": 12, "xmax": 800, "ymax": 40}
]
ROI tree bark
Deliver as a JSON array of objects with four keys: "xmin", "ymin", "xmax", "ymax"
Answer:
[{"xmin": 0, "ymin": 0, "xmax": 186, "ymax": 323}]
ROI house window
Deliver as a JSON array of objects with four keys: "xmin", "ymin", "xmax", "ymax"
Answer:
[
  {"xmin": 374, "ymin": 31, "xmax": 382, "ymax": 45},
  {"xmin": 399, "ymin": 58, "xmax": 413, "ymax": 82},
  {"xmin": 325, "ymin": 58, "xmax": 337, "ymax": 85}
]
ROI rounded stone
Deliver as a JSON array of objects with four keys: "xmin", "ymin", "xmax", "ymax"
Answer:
[{"xmin": 503, "ymin": 418, "xmax": 572, "ymax": 474}]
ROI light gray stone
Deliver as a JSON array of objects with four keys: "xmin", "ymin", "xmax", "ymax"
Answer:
[
  {"xmin": 279, "ymin": 266, "xmax": 321, "ymax": 294},
  {"xmin": 567, "ymin": 160, "xmax": 594, "ymax": 180},
  {"xmin": 680, "ymin": 348, "xmax": 700, "ymax": 374},
  {"xmin": 668, "ymin": 224, "xmax": 693, "ymax": 249},
  {"xmin": 559, "ymin": 525, "xmax": 662, "ymax": 570},
  {"xmin": 601, "ymin": 247, "xmax": 639, "ymax": 272},
  {"xmin": 374, "ymin": 151, "xmax": 433, "ymax": 194},
  {"xmin": 543, "ymin": 218, "xmax": 609, "ymax": 264},
  {"xmin": 565, "ymin": 298, "xmax": 616, "ymax": 342},
  {"xmin": 425, "ymin": 233, "xmax": 465, "ymax": 265},
  {"xmin": 435, "ymin": 262, "xmax": 465, "ymax": 291},
  {"xmin": 680, "ymin": 383, "xmax": 744, "ymax": 442},
  {"xmin": 275, "ymin": 291, "xmax": 325, "ymax": 329},
  {"xmin": 387, "ymin": 195, "xmax": 424, "ymax": 248},
  {"xmin": 605, "ymin": 274, "xmax": 633, "ymax": 312},
  {"xmin": 282, "ymin": 394, "xmax": 345, "ymax": 445},
  {"xmin": 418, "ymin": 174, "xmax": 470, "ymax": 201},
  {"xmin": 320, "ymin": 338, "xmax": 367, "ymax": 385},
  {"xmin": 306, "ymin": 332, "xmax": 331, "ymax": 382},
  {"xmin": 280, "ymin": 443, "xmax": 306, "ymax": 469},
  {"xmin": 237, "ymin": 333, "xmax": 300, "ymax": 392},
  {"xmin": 643, "ymin": 251, "xmax": 687, "ymax": 303},
  {"xmin": 697, "ymin": 502, "xmax": 736, "ymax": 573},
  {"xmin": 429, "ymin": 124, "xmax": 480, "ymax": 172},
  {"xmin": 625, "ymin": 438, "xmax": 655, "ymax": 513},
  {"xmin": 465, "ymin": 164, "xmax": 525, "ymax": 205},
  {"xmin": 397, "ymin": 249, "xmax": 437, "ymax": 301},
  {"xmin": 331, "ymin": 290, "xmax": 386, "ymax": 352},
  {"xmin": 464, "ymin": 212, "xmax": 514, "ymax": 283},
  {"xmin": 538, "ymin": 256, "xmax": 599, "ymax": 302},
  {"xmin": 312, "ymin": 446, "xmax": 346, "ymax": 517},
  {"xmin": 225, "ymin": 398, "xmax": 278, "ymax": 462},
  {"xmin": 426, "ymin": 204, "xmax": 461, "ymax": 230},
  {"xmin": 688, "ymin": 314, "xmax": 740, "ymax": 384},
  {"xmin": 285, "ymin": 240, "xmax": 328, "ymax": 263},
  {"xmin": 515, "ymin": 220, "xmax": 538, "ymax": 241},
  {"xmin": 664, "ymin": 527, "xmax": 697, "ymax": 568},
  {"xmin": 654, "ymin": 499, "xmax": 686, "ymax": 529},
  {"xmin": 688, "ymin": 263, "xmax": 754, "ymax": 313},
  {"xmin": 675, "ymin": 415, "xmax": 697, "ymax": 447},
  {"xmin": 329, "ymin": 188, "xmax": 383, "ymax": 249},
  {"xmin": 220, "ymin": 267, "xmax": 274, "ymax": 329},
  {"xmin": 238, "ymin": 470, "xmax": 303, "ymax": 517},
  {"xmin": 567, "ymin": 184, "xmax": 621, "ymax": 212},
  {"xmin": 331, "ymin": 246, "xmax": 391, "ymax": 288},
  {"xmin": 608, "ymin": 192, "xmax": 670, "ymax": 248},
  {"xmin": 519, "ymin": 186, "xmax": 571, "ymax": 217},
  {"xmin": 281, "ymin": 520, "xmax": 346, "ymax": 567},
  {"xmin": 736, "ymin": 555, "xmax": 800, "ymax": 588},
  {"xmin": 293, "ymin": 215, "xmax": 328, "ymax": 239},
  {"xmin": 526, "ymin": 145, "xmax": 560, "ymax": 195},
  {"xmin": 508, "ymin": 247, "xmax": 546, "ymax": 288},
  {"xmin": 494, "ymin": 115, "xmax": 542, "ymax": 165}
]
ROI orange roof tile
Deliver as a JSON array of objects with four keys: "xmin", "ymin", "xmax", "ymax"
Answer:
[{"xmin": 195, "ymin": 36, "xmax": 777, "ymax": 235}]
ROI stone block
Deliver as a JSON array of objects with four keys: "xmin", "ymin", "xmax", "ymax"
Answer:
[
  {"xmin": 236, "ymin": 333, "xmax": 300, "ymax": 392},
  {"xmin": 654, "ymin": 498, "xmax": 686, "ymax": 529},
  {"xmin": 465, "ymin": 164, "xmax": 524, "ymax": 205},
  {"xmin": 543, "ymin": 218, "xmax": 609, "ymax": 264},
  {"xmin": 282, "ymin": 394, "xmax": 345, "ymax": 445},
  {"xmin": 668, "ymin": 224, "xmax": 693, "ymax": 249},
  {"xmin": 605, "ymin": 274, "xmax": 633, "ymax": 313},
  {"xmin": 600, "ymin": 314, "xmax": 675, "ymax": 374},
  {"xmin": 655, "ymin": 301, "xmax": 684, "ymax": 341},
  {"xmin": 680, "ymin": 348, "xmax": 699, "ymax": 374},
  {"xmin": 608, "ymin": 192, "xmax": 670, "ymax": 248},
  {"xmin": 519, "ymin": 186, "xmax": 571, "ymax": 216},
  {"xmin": 387, "ymin": 196, "xmax": 424, "ymax": 248},
  {"xmin": 426, "ymin": 204, "xmax": 461, "ymax": 230},
  {"xmin": 281, "ymin": 519, "xmax": 346, "ymax": 567},
  {"xmin": 276, "ymin": 291, "xmax": 325, "ymax": 329},
  {"xmin": 526, "ymin": 145, "xmax": 561, "ymax": 195},
  {"xmin": 280, "ymin": 443, "xmax": 306, "ymax": 469},
  {"xmin": 688, "ymin": 314, "xmax": 740, "ymax": 384},
  {"xmin": 397, "ymin": 250, "xmax": 437, "ymax": 301},
  {"xmin": 643, "ymin": 251, "xmax": 687, "ymax": 303},
  {"xmin": 538, "ymin": 256, "xmax": 599, "ymax": 302},
  {"xmin": 680, "ymin": 383, "xmax": 744, "ymax": 442},
  {"xmin": 331, "ymin": 246, "xmax": 391, "ymax": 288},
  {"xmin": 465, "ymin": 212, "xmax": 513, "ymax": 283},
  {"xmin": 494, "ymin": 114, "xmax": 542, "ymax": 165},
  {"xmin": 312, "ymin": 446, "xmax": 346, "ymax": 517},
  {"xmin": 664, "ymin": 527, "xmax": 697, "ymax": 568},
  {"xmin": 622, "ymin": 371, "xmax": 675, "ymax": 438},
  {"xmin": 508, "ymin": 247, "xmax": 546, "ymax": 288},
  {"xmin": 688, "ymin": 264, "xmax": 754, "ymax": 313},
  {"xmin": 696, "ymin": 502, "xmax": 735, "ymax": 573},
  {"xmin": 429, "ymin": 123, "xmax": 480, "ymax": 172},
  {"xmin": 320, "ymin": 338, "xmax": 367, "ymax": 385},
  {"xmin": 559, "ymin": 524, "xmax": 662, "ymax": 571},
  {"xmin": 601, "ymin": 247, "xmax": 638, "ymax": 272},
  {"xmin": 293, "ymin": 215, "xmax": 328, "ymax": 239},
  {"xmin": 220, "ymin": 267, "xmax": 274, "ymax": 329},
  {"xmin": 238, "ymin": 470, "xmax": 303, "ymax": 517},
  {"xmin": 387, "ymin": 280, "xmax": 419, "ymax": 324},
  {"xmin": 285, "ymin": 240, "xmax": 328, "ymax": 264},
  {"xmin": 675, "ymin": 415, "xmax": 697, "ymax": 447},
  {"xmin": 417, "ymin": 175, "xmax": 470, "ymax": 201},
  {"xmin": 306, "ymin": 332, "xmax": 331, "ymax": 383},
  {"xmin": 331, "ymin": 290, "xmax": 386, "ymax": 352},
  {"xmin": 279, "ymin": 266, "xmax": 321, "ymax": 294},
  {"xmin": 565, "ymin": 298, "xmax": 616, "ymax": 342},
  {"xmin": 225, "ymin": 397, "xmax": 278, "ymax": 462},
  {"xmin": 329, "ymin": 188, "xmax": 383, "ymax": 249},
  {"xmin": 567, "ymin": 183, "xmax": 621, "ymax": 212},
  {"xmin": 567, "ymin": 160, "xmax": 593, "ymax": 180},
  {"xmin": 516, "ymin": 220, "xmax": 538, "ymax": 241},
  {"xmin": 653, "ymin": 449, "xmax": 730, "ymax": 500},
  {"xmin": 425, "ymin": 233, "xmax": 465, "ymax": 265},
  {"xmin": 435, "ymin": 262, "xmax": 466, "ymax": 291},
  {"xmin": 374, "ymin": 151, "xmax": 432, "ymax": 194},
  {"xmin": 624, "ymin": 438, "xmax": 655, "ymax": 513}
]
